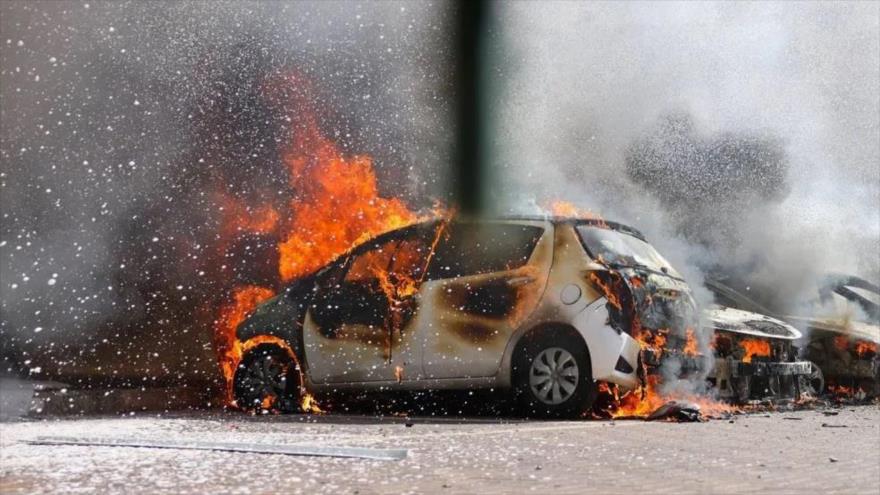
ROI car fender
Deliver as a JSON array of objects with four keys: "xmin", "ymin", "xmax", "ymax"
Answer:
[
  {"xmin": 236, "ymin": 293, "xmax": 307, "ymax": 362},
  {"xmin": 571, "ymin": 297, "xmax": 641, "ymax": 388}
]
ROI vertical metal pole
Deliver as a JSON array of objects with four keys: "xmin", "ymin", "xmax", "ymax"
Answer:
[{"xmin": 452, "ymin": 0, "xmax": 487, "ymax": 216}]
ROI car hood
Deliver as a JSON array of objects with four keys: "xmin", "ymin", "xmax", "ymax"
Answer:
[
  {"xmin": 704, "ymin": 305, "xmax": 802, "ymax": 340},
  {"xmin": 785, "ymin": 315, "xmax": 880, "ymax": 344}
]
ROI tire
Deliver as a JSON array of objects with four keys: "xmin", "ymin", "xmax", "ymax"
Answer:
[
  {"xmin": 513, "ymin": 331, "xmax": 596, "ymax": 418},
  {"xmin": 233, "ymin": 344, "xmax": 301, "ymax": 413}
]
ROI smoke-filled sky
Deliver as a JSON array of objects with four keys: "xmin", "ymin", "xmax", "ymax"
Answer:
[
  {"xmin": 1, "ymin": 1, "xmax": 450, "ymax": 383},
  {"xmin": 494, "ymin": 2, "xmax": 879, "ymax": 312}
]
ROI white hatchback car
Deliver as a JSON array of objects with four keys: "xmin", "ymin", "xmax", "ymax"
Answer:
[{"xmin": 233, "ymin": 216, "xmax": 697, "ymax": 417}]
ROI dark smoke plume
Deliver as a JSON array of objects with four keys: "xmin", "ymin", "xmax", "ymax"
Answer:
[
  {"xmin": 625, "ymin": 112, "xmax": 789, "ymax": 266},
  {"xmin": 1, "ymin": 1, "xmax": 451, "ymax": 394}
]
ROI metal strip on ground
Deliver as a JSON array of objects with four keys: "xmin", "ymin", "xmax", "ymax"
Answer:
[{"xmin": 25, "ymin": 436, "xmax": 408, "ymax": 461}]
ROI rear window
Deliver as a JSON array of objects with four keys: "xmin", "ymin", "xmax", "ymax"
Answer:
[
  {"xmin": 427, "ymin": 223, "xmax": 544, "ymax": 279},
  {"xmin": 576, "ymin": 225, "xmax": 681, "ymax": 278}
]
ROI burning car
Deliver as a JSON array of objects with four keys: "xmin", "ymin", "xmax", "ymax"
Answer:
[
  {"xmin": 618, "ymin": 299, "xmax": 816, "ymax": 413},
  {"xmin": 231, "ymin": 216, "xmax": 699, "ymax": 417},
  {"xmin": 702, "ymin": 306, "xmax": 817, "ymax": 402},
  {"xmin": 706, "ymin": 275, "xmax": 880, "ymax": 397}
]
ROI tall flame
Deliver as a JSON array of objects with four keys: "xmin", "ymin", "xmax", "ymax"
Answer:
[
  {"xmin": 211, "ymin": 73, "xmax": 426, "ymax": 410},
  {"xmin": 213, "ymin": 285, "xmax": 276, "ymax": 403},
  {"xmin": 276, "ymin": 75, "xmax": 418, "ymax": 282}
]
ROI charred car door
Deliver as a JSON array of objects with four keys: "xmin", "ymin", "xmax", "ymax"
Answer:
[
  {"xmin": 302, "ymin": 224, "xmax": 435, "ymax": 384},
  {"xmin": 416, "ymin": 221, "xmax": 552, "ymax": 379}
]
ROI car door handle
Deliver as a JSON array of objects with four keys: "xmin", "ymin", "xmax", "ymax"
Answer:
[{"xmin": 506, "ymin": 276, "xmax": 535, "ymax": 287}]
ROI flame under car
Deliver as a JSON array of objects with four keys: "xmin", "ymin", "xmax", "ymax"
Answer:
[{"xmin": 232, "ymin": 216, "xmax": 698, "ymax": 418}]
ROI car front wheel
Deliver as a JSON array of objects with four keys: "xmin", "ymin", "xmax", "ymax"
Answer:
[
  {"xmin": 233, "ymin": 344, "xmax": 300, "ymax": 413},
  {"xmin": 514, "ymin": 332, "xmax": 596, "ymax": 418}
]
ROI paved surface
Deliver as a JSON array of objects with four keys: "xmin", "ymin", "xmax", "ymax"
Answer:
[{"xmin": 1, "ymin": 407, "xmax": 878, "ymax": 495}]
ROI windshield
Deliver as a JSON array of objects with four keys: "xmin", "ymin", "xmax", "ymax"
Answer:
[{"xmin": 576, "ymin": 225, "xmax": 682, "ymax": 278}]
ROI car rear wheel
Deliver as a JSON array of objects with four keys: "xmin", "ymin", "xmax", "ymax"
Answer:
[
  {"xmin": 233, "ymin": 344, "xmax": 300, "ymax": 413},
  {"xmin": 514, "ymin": 332, "xmax": 596, "ymax": 418}
]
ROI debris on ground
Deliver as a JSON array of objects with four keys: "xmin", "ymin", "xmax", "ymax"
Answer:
[{"xmin": 646, "ymin": 401, "xmax": 703, "ymax": 422}]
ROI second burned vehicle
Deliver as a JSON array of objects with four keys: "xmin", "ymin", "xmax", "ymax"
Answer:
[
  {"xmin": 233, "ymin": 215, "xmax": 700, "ymax": 417},
  {"xmin": 706, "ymin": 275, "xmax": 880, "ymax": 397}
]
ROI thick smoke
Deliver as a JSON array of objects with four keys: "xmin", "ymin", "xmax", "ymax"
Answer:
[
  {"xmin": 1, "ymin": 1, "xmax": 451, "ymax": 387},
  {"xmin": 493, "ymin": 2, "xmax": 880, "ymax": 317},
  {"xmin": 625, "ymin": 112, "xmax": 789, "ymax": 243},
  {"xmin": 625, "ymin": 113, "xmax": 792, "ymax": 306}
]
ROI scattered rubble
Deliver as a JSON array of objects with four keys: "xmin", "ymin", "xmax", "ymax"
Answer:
[{"xmin": 646, "ymin": 400, "xmax": 703, "ymax": 422}]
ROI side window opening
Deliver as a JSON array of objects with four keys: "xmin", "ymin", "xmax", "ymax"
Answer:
[
  {"xmin": 427, "ymin": 223, "xmax": 544, "ymax": 280},
  {"xmin": 313, "ymin": 226, "xmax": 437, "ymax": 333},
  {"xmin": 345, "ymin": 240, "xmax": 398, "ymax": 285}
]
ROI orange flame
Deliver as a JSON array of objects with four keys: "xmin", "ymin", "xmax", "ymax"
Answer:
[
  {"xmin": 547, "ymin": 200, "xmax": 604, "ymax": 221},
  {"xmin": 855, "ymin": 340, "xmax": 878, "ymax": 357},
  {"xmin": 612, "ymin": 376, "xmax": 665, "ymax": 418},
  {"xmin": 609, "ymin": 375, "xmax": 738, "ymax": 419},
  {"xmin": 682, "ymin": 328, "xmax": 699, "ymax": 356},
  {"xmin": 608, "ymin": 326, "xmax": 736, "ymax": 418},
  {"xmin": 275, "ymin": 75, "xmax": 418, "ymax": 282},
  {"xmin": 213, "ymin": 285, "xmax": 276, "ymax": 403},
  {"xmin": 588, "ymin": 271, "xmax": 623, "ymax": 311},
  {"xmin": 739, "ymin": 338, "xmax": 771, "ymax": 364},
  {"xmin": 211, "ymin": 73, "xmax": 435, "ymax": 410},
  {"xmin": 634, "ymin": 327, "xmax": 668, "ymax": 354},
  {"xmin": 213, "ymin": 286, "xmax": 322, "ymax": 413},
  {"xmin": 826, "ymin": 384, "xmax": 866, "ymax": 400}
]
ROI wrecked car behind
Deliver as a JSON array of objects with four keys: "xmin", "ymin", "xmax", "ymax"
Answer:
[{"xmin": 706, "ymin": 275, "xmax": 880, "ymax": 398}]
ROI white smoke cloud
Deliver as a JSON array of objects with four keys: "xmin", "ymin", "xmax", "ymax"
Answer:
[{"xmin": 491, "ymin": 2, "xmax": 879, "ymax": 314}]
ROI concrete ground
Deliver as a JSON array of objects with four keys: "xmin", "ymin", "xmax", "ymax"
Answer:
[{"xmin": 1, "ymin": 406, "xmax": 878, "ymax": 495}]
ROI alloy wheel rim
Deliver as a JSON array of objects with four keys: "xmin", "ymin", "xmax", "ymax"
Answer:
[{"xmin": 529, "ymin": 347, "xmax": 579, "ymax": 405}]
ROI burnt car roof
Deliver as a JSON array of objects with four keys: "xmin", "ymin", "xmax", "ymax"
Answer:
[
  {"xmin": 309, "ymin": 215, "xmax": 650, "ymax": 281},
  {"xmin": 479, "ymin": 215, "xmax": 648, "ymax": 242},
  {"xmin": 705, "ymin": 275, "xmax": 880, "ymax": 344},
  {"xmin": 361, "ymin": 215, "xmax": 648, "ymax": 246}
]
